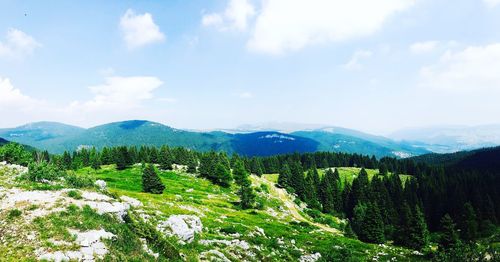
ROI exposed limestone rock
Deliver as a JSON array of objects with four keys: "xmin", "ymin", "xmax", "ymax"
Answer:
[
  {"xmin": 299, "ymin": 252, "xmax": 322, "ymax": 262},
  {"xmin": 120, "ymin": 195, "xmax": 142, "ymax": 208},
  {"xmin": 156, "ymin": 215, "xmax": 202, "ymax": 243},
  {"xmin": 200, "ymin": 250, "xmax": 231, "ymax": 262},
  {"xmin": 37, "ymin": 229, "xmax": 115, "ymax": 262},
  {"xmin": 94, "ymin": 180, "xmax": 107, "ymax": 190}
]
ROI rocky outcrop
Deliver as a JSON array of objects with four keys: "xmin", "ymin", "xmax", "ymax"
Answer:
[
  {"xmin": 37, "ymin": 229, "xmax": 116, "ymax": 261},
  {"xmin": 156, "ymin": 215, "xmax": 203, "ymax": 243}
]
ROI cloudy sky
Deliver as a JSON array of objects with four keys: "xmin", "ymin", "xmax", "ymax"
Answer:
[{"xmin": 1, "ymin": 0, "xmax": 500, "ymax": 134}]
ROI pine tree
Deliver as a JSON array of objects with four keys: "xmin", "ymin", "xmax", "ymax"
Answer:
[
  {"xmin": 215, "ymin": 162, "xmax": 232, "ymax": 188},
  {"xmin": 408, "ymin": 205, "xmax": 429, "ymax": 250},
  {"xmin": 232, "ymin": 159, "xmax": 248, "ymax": 186},
  {"xmin": 289, "ymin": 161, "xmax": 305, "ymax": 199},
  {"xmin": 304, "ymin": 169, "xmax": 320, "ymax": 209},
  {"xmin": 142, "ymin": 164, "xmax": 165, "ymax": 194},
  {"xmin": 461, "ymin": 202, "xmax": 478, "ymax": 241},
  {"xmin": 115, "ymin": 147, "xmax": 128, "ymax": 170},
  {"xmin": 90, "ymin": 148, "xmax": 101, "ymax": 170},
  {"xmin": 439, "ymin": 214, "xmax": 460, "ymax": 250},
  {"xmin": 359, "ymin": 202, "xmax": 385, "ymax": 244},
  {"xmin": 277, "ymin": 163, "xmax": 291, "ymax": 188},
  {"xmin": 159, "ymin": 146, "xmax": 173, "ymax": 170},
  {"xmin": 62, "ymin": 151, "xmax": 72, "ymax": 170},
  {"xmin": 186, "ymin": 155, "xmax": 197, "ymax": 173}
]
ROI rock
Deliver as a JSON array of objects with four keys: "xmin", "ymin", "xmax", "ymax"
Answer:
[
  {"xmin": 175, "ymin": 194, "xmax": 183, "ymax": 201},
  {"xmin": 38, "ymin": 229, "xmax": 115, "ymax": 261},
  {"xmin": 157, "ymin": 215, "xmax": 203, "ymax": 243},
  {"xmin": 200, "ymin": 250, "xmax": 231, "ymax": 262},
  {"xmin": 300, "ymin": 253, "xmax": 322, "ymax": 262},
  {"xmin": 94, "ymin": 180, "xmax": 107, "ymax": 190},
  {"xmin": 186, "ymin": 188, "xmax": 194, "ymax": 193},
  {"xmin": 81, "ymin": 191, "xmax": 112, "ymax": 201},
  {"xmin": 120, "ymin": 195, "xmax": 142, "ymax": 208},
  {"xmin": 140, "ymin": 238, "xmax": 159, "ymax": 259}
]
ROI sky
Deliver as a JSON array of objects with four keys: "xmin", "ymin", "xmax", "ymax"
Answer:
[{"xmin": 1, "ymin": 0, "xmax": 500, "ymax": 135}]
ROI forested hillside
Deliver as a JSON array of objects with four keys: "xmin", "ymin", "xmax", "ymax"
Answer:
[
  {"xmin": 1, "ymin": 141, "xmax": 498, "ymax": 261},
  {"xmin": 0, "ymin": 120, "xmax": 428, "ymax": 158}
]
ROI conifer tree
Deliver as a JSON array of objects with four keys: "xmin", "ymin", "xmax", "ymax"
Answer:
[
  {"xmin": 233, "ymin": 159, "xmax": 255, "ymax": 209},
  {"xmin": 90, "ymin": 148, "xmax": 101, "ymax": 170},
  {"xmin": 408, "ymin": 205, "xmax": 429, "ymax": 250},
  {"xmin": 289, "ymin": 161, "xmax": 305, "ymax": 199},
  {"xmin": 215, "ymin": 162, "xmax": 232, "ymax": 188},
  {"xmin": 439, "ymin": 214, "xmax": 461, "ymax": 250},
  {"xmin": 359, "ymin": 202, "xmax": 385, "ymax": 244},
  {"xmin": 277, "ymin": 163, "xmax": 291, "ymax": 188},
  {"xmin": 159, "ymin": 146, "xmax": 173, "ymax": 170},
  {"xmin": 142, "ymin": 164, "xmax": 165, "ymax": 194},
  {"xmin": 186, "ymin": 155, "xmax": 197, "ymax": 173},
  {"xmin": 461, "ymin": 202, "xmax": 478, "ymax": 241}
]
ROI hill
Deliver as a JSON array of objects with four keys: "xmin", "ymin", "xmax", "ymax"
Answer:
[
  {"xmin": 411, "ymin": 146, "xmax": 500, "ymax": 173},
  {"xmin": 0, "ymin": 162, "xmax": 420, "ymax": 261},
  {"xmin": 1, "ymin": 120, "xmax": 428, "ymax": 158},
  {"xmin": 0, "ymin": 137, "xmax": 8, "ymax": 146},
  {"xmin": 292, "ymin": 130, "xmax": 429, "ymax": 158}
]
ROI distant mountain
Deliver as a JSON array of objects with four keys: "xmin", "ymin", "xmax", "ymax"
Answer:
[
  {"xmin": 390, "ymin": 124, "xmax": 500, "ymax": 153},
  {"xmin": 292, "ymin": 130, "xmax": 429, "ymax": 158},
  {"xmin": 411, "ymin": 146, "xmax": 500, "ymax": 173},
  {"xmin": 0, "ymin": 137, "xmax": 9, "ymax": 146},
  {"xmin": 0, "ymin": 120, "xmax": 431, "ymax": 158}
]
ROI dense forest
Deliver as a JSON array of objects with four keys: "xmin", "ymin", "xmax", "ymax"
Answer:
[{"xmin": 1, "ymin": 142, "xmax": 498, "ymax": 260}]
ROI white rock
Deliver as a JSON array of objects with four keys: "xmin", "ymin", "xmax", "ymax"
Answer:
[
  {"xmin": 300, "ymin": 253, "xmax": 322, "ymax": 262},
  {"xmin": 140, "ymin": 238, "xmax": 159, "ymax": 259},
  {"xmin": 157, "ymin": 215, "xmax": 202, "ymax": 243},
  {"xmin": 81, "ymin": 191, "xmax": 112, "ymax": 201},
  {"xmin": 120, "ymin": 195, "xmax": 142, "ymax": 208},
  {"xmin": 94, "ymin": 180, "xmax": 107, "ymax": 190},
  {"xmin": 200, "ymin": 250, "xmax": 231, "ymax": 262}
]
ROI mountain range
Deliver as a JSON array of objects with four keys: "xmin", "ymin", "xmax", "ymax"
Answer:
[{"xmin": 0, "ymin": 120, "xmax": 433, "ymax": 158}]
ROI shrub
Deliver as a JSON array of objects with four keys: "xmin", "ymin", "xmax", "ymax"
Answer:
[
  {"xmin": 65, "ymin": 172, "xmax": 95, "ymax": 188},
  {"xmin": 26, "ymin": 161, "xmax": 64, "ymax": 182},
  {"xmin": 67, "ymin": 190, "xmax": 82, "ymax": 199},
  {"xmin": 8, "ymin": 209, "xmax": 22, "ymax": 219}
]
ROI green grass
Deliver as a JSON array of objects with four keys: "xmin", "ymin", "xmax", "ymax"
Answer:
[{"xmin": 70, "ymin": 165, "xmax": 421, "ymax": 261}]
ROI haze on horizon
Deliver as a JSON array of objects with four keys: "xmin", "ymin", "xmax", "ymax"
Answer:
[{"xmin": 1, "ymin": 0, "xmax": 500, "ymax": 135}]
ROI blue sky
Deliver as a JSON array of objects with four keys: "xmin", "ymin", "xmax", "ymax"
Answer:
[{"xmin": 1, "ymin": 0, "xmax": 500, "ymax": 134}]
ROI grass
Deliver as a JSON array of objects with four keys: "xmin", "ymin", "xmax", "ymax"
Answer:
[{"xmin": 72, "ymin": 164, "xmax": 420, "ymax": 261}]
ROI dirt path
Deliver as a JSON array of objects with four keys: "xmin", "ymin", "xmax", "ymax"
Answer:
[{"xmin": 254, "ymin": 176, "xmax": 341, "ymax": 235}]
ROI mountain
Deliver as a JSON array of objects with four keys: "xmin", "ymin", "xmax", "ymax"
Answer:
[
  {"xmin": 0, "ymin": 137, "xmax": 9, "ymax": 146},
  {"xmin": 0, "ymin": 121, "xmax": 85, "ymax": 152},
  {"xmin": 291, "ymin": 129, "xmax": 430, "ymax": 158},
  {"xmin": 390, "ymin": 124, "xmax": 500, "ymax": 153},
  {"xmin": 0, "ymin": 120, "xmax": 429, "ymax": 157},
  {"xmin": 412, "ymin": 146, "xmax": 500, "ymax": 173}
]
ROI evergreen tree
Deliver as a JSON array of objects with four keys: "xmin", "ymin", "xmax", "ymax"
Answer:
[
  {"xmin": 233, "ymin": 159, "xmax": 255, "ymax": 209},
  {"xmin": 142, "ymin": 164, "xmax": 165, "ymax": 194},
  {"xmin": 359, "ymin": 202, "xmax": 385, "ymax": 244},
  {"xmin": 215, "ymin": 162, "xmax": 232, "ymax": 188},
  {"xmin": 319, "ymin": 169, "xmax": 336, "ymax": 214},
  {"xmin": 439, "ymin": 214, "xmax": 461, "ymax": 250},
  {"xmin": 277, "ymin": 163, "xmax": 291, "ymax": 188},
  {"xmin": 159, "ymin": 146, "xmax": 173, "ymax": 170},
  {"xmin": 62, "ymin": 151, "xmax": 72, "ymax": 170},
  {"xmin": 90, "ymin": 148, "xmax": 101, "ymax": 170},
  {"xmin": 186, "ymin": 155, "xmax": 197, "ymax": 173},
  {"xmin": 461, "ymin": 202, "xmax": 478, "ymax": 241},
  {"xmin": 289, "ymin": 161, "xmax": 305, "ymax": 199},
  {"xmin": 115, "ymin": 147, "xmax": 128, "ymax": 170},
  {"xmin": 408, "ymin": 205, "xmax": 429, "ymax": 250}
]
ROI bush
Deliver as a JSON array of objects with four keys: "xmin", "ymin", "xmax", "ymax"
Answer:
[
  {"xmin": 26, "ymin": 161, "xmax": 64, "ymax": 182},
  {"xmin": 0, "ymin": 143, "xmax": 32, "ymax": 165},
  {"xmin": 65, "ymin": 172, "xmax": 95, "ymax": 188},
  {"xmin": 67, "ymin": 190, "xmax": 82, "ymax": 199},
  {"xmin": 8, "ymin": 209, "xmax": 22, "ymax": 219}
]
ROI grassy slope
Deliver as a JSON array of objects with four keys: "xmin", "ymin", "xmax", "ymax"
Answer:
[{"xmin": 75, "ymin": 165, "xmax": 420, "ymax": 261}]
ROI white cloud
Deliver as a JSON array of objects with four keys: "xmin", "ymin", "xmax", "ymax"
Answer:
[
  {"xmin": 0, "ymin": 77, "xmax": 39, "ymax": 108},
  {"xmin": 239, "ymin": 91, "xmax": 254, "ymax": 98},
  {"xmin": 343, "ymin": 50, "xmax": 373, "ymax": 70},
  {"xmin": 420, "ymin": 43, "xmax": 500, "ymax": 90},
  {"xmin": 410, "ymin": 41, "xmax": 439, "ymax": 54},
  {"xmin": 202, "ymin": 0, "xmax": 255, "ymax": 31},
  {"xmin": 120, "ymin": 9, "xmax": 165, "ymax": 49},
  {"xmin": 0, "ymin": 28, "xmax": 40, "ymax": 59},
  {"xmin": 247, "ymin": 0, "xmax": 416, "ymax": 55},
  {"xmin": 74, "ymin": 76, "xmax": 163, "ymax": 111},
  {"xmin": 483, "ymin": 0, "xmax": 500, "ymax": 8}
]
